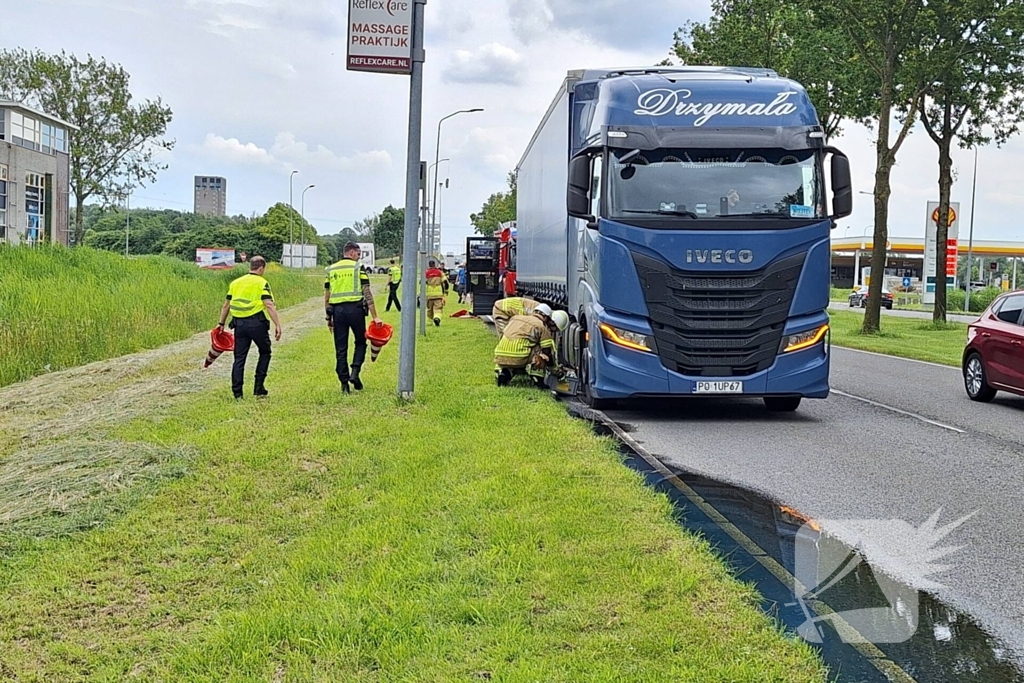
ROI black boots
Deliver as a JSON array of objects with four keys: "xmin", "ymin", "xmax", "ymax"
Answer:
[
  {"xmin": 351, "ymin": 367, "xmax": 363, "ymax": 391},
  {"xmin": 496, "ymin": 369, "xmax": 512, "ymax": 387},
  {"xmin": 341, "ymin": 381, "xmax": 351, "ymax": 395}
]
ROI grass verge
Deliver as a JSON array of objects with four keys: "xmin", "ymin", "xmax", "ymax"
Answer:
[
  {"xmin": 0, "ymin": 299, "xmax": 826, "ymax": 682},
  {"xmin": 830, "ymin": 309, "xmax": 966, "ymax": 366},
  {"xmin": 0, "ymin": 245, "xmax": 320, "ymax": 387}
]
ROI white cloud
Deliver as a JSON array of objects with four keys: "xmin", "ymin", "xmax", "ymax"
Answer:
[
  {"xmin": 198, "ymin": 133, "xmax": 276, "ymax": 166},
  {"xmin": 196, "ymin": 132, "xmax": 392, "ymax": 174},
  {"xmin": 444, "ymin": 43, "xmax": 524, "ymax": 86},
  {"xmin": 455, "ymin": 127, "xmax": 523, "ymax": 171}
]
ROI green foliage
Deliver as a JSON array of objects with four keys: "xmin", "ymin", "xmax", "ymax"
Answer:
[
  {"xmin": 373, "ymin": 205, "xmax": 405, "ymax": 257},
  {"xmin": 0, "ymin": 49, "xmax": 174, "ymax": 244},
  {"xmin": 0, "ymin": 245, "xmax": 319, "ymax": 387},
  {"xmin": 668, "ymin": 0, "xmax": 874, "ymax": 139},
  {"xmin": 829, "ymin": 310, "xmax": 966, "ymax": 366},
  {"xmin": 81, "ymin": 204, "xmax": 328, "ymax": 265},
  {"xmin": 471, "ymin": 172, "xmax": 517, "ymax": 235}
]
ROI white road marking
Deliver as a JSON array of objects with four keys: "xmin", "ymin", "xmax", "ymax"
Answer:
[
  {"xmin": 832, "ymin": 345, "xmax": 962, "ymax": 371},
  {"xmin": 831, "ymin": 390, "xmax": 967, "ymax": 434}
]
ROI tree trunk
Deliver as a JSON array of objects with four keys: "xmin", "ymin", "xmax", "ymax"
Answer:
[
  {"xmin": 863, "ymin": 83, "xmax": 894, "ymax": 334},
  {"xmin": 933, "ymin": 137, "xmax": 954, "ymax": 324}
]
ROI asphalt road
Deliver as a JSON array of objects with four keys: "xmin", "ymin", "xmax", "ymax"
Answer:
[
  {"xmin": 603, "ymin": 347, "xmax": 1024, "ymax": 661},
  {"xmin": 829, "ymin": 301, "xmax": 979, "ymax": 324}
]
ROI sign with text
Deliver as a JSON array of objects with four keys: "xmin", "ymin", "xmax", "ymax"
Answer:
[
  {"xmin": 923, "ymin": 201, "xmax": 960, "ymax": 304},
  {"xmin": 347, "ymin": 0, "xmax": 413, "ymax": 74}
]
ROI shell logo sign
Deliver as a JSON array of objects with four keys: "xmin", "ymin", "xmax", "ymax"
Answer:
[{"xmin": 932, "ymin": 206, "xmax": 957, "ymax": 226}]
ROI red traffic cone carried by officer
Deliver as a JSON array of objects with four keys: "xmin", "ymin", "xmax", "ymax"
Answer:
[
  {"xmin": 205, "ymin": 326, "xmax": 235, "ymax": 368},
  {"xmin": 366, "ymin": 320, "xmax": 394, "ymax": 363}
]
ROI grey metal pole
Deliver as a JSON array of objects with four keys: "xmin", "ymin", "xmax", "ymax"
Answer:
[
  {"xmin": 301, "ymin": 184, "xmax": 315, "ymax": 271},
  {"xmin": 965, "ymin": 146, "xmax": 978, "ymax": 313},
  {"xmin": 125, "ymin": 182, "xmax": 130, "ymax": 258},
  {"xmin": 1013, "ymin": 258, "xmax": 1017, "ymax": 290},
  {"xmin": 288, "ymin": 170, "xmax": 297, "ymax": 267},
  {"xmin": 398, "ymin": 0, "xmax": 426, "ymax": 401}
]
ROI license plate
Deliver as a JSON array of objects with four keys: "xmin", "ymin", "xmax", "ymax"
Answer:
[{"xmin": 694, "ymin": 381, "xmax": 744, "ymax": 394}]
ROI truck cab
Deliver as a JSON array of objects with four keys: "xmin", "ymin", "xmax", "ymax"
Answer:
[{"xmin": 515, "ymin": 67, "xmax": 853, "ymax": 411}]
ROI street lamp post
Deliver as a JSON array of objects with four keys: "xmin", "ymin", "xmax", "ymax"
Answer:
[
  {"xmin": 426, "ymin": 158, "xmax": 450, "ymax": 262},
  {"xmin": 300, "ymin": 184, "xmax": 315, "ymax": 271},
  {"xmin": 431, "ymin": 109, "xmax": 482, "ymax": 254},
  {"xmin": 288, "ymin": 170, "xmax": 298, "ymax": 267}
]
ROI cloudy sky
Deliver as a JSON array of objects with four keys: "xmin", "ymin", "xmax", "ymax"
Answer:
[{"xmin": 8, "ymin": 0, "xmax": 1024, "ymax": 251}]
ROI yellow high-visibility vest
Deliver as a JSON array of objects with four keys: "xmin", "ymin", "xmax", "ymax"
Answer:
[
  {"xmin": 494, "ymin": 314, "xmax": 555, "ymax": 359},
  {"xmin": 426, "ymin": 270, "xmax": 445, "ymax": 299},
  {"xmin": 389, "ymin": 265, "xmax": 402, "ymax": 284},
  {"xmin": 228, "ymin": 273, "xmax": 272, "ymax": 319},
  {"xmin": 326, "ymin": 259, "xmax": 363, "ymax": 304}
]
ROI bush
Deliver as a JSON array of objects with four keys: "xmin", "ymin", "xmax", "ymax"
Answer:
[
  {"xmin": 947, "ymin": 289, "xmax": 966, "ymax": 312},
  {"xmin": 0, "ymin": 245, "xmax": 319, "ymax": 387}
]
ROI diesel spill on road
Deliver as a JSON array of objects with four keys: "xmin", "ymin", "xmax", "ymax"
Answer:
[{"xmin": 579, "ymin": 409, "xmax": 1023, "ymax": 683}]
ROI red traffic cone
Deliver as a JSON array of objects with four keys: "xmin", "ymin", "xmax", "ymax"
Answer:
[
  {"xmin": 204, "ymin": 326, "xmax": 235, "ymax": 368},
  {"xmin": 366, "ymin": 321, "xmax": 394, "ymax": 363}
]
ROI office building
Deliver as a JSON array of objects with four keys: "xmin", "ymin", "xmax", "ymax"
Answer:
[
  {"xmin": 0, "ymin": 101, "xmax": 77, "ymax": 246},
  {"xmin": 194, "ymin": 176, "xmax": 227, "ymax": 216}
]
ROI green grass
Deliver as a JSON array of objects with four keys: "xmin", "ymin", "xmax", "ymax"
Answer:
[
  {"xmin": 0, "ymin": 298, "xmax": 827, "ymax": 682},
  {"xmin": 830, "ymin": 310, "xmax": 967, "ymax": 366},
  {"xmin": 0, "ymin": 245, "xmax": 321, "ymax": 387}
]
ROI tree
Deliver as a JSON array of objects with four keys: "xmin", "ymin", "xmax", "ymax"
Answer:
[
  {"xmin": 802, "ymin": 0, "xmax": 943, "ymax": 334},
  {"xmin": 373, "ymin": 206, "xmax": 405, "ymax": 258},
  {"xmin": 470, "ymin": 172, "xmax": 517, "ymax": 235},
  {"xmin": 668, "ymin": 0, "xmax": 873, "ymax": 140},
  {"xmin": 0, "ymin": 49, "xmax": 174, "ymax": 245},
  {"xmin": 918, "ymin": 0, "xmax": 1024, "ymax": 322}
]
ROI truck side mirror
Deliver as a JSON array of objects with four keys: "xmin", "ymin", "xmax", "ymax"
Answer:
[
  {"xmin": 567, "ymin": 154, "xmax": 594, "ymax": 221},
  {"xmin": 826, "ymin": 148, "xmax": 853, "ymax": 220}
]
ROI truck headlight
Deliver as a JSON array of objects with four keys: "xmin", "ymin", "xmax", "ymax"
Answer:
[
  {"xmin": 600, "ymin": 323, "xmax": 654, "ymax": 353},
  {"xmin": 781, "ymin": 324, "xmax": 829, "ymax": 353}
]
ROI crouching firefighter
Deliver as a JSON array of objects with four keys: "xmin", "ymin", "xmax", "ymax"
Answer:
[
  {"xmin": 326, "ymin": 242, "xmax": 381, "ymax": 394},
  {"xmin": 494, "ymin": 303, "xmax": 570, "ymax": 387},
  {"xmin": 491, "ymin": 296, "xmax": 540, "ymax": 337}
]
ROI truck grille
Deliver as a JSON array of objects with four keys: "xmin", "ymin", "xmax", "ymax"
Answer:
[{"xmin": 631, "ymin": 251, "xmax": 805, "ymax": 377}]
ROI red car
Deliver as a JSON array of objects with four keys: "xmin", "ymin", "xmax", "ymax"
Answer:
[{"xmin": 963, "ymin": 291, "xmax": 1024, "ymax": 402}]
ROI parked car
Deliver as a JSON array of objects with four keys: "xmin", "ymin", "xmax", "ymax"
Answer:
[
  {"xmin": 849, "ymin": 285, "xmax": 894, "ymax": 310},
  {"xmin": 962, "ymin": 291, "xmax": 1024, "ymax": 402}
]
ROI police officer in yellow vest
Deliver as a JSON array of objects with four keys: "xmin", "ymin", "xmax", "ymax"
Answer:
[
  {"xmin": 386, "ymin": 259, "xmax": 402, "ymax": 312},
  {"xmin": 217, "ymin": 256, "xmax": 283, "ymax": 399},
  {"xmin": 326, "ymin": 242, "xmax": 381, "ymax": 394}
]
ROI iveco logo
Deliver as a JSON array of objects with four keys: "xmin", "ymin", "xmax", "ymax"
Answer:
[{"xmin": 686, "ymin": 249, "xmax": 755, "ymax": 264}]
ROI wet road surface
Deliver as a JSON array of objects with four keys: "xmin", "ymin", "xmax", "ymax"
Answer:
[{"xmin": 601, "ymin": 346, "xmax": 1024, "ymax": 668}]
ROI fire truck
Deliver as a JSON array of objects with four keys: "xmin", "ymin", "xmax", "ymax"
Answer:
[{"xmin": 496, "ymin": 221, "xmax": 517, "ymax": 297}]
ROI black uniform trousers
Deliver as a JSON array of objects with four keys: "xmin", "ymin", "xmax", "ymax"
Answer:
[
  {"xmin": 232, "ymin": 315, "xmax": 271, "ymax": 397},
  {"xmin": 332, "ymin": 301, "xmax": 367, "ymax": 383},
  {"xmin": 386, "ymin": 282, "xmax": 402, "ymax": 311}
]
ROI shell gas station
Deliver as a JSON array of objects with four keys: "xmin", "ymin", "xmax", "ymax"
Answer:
[{"xmin": 830, "ymin": 203, "xmax": 1024, "ymax": 292}]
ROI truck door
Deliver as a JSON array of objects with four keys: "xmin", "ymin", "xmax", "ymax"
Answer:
[{"xmin": 465, "ymin": 237, "xmax": 501, "ymax": 317}]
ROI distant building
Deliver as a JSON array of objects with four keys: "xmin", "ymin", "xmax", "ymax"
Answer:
[
  {"xmin": 194, "ymin": 176, "xmax": 227, "ymax": 217},
  {"xmin": 0, "ymin": 101, "xmax": 77, "ymax": 246}
]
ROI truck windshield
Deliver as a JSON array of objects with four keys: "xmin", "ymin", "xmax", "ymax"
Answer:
[{"xmin": 607, "ymin": 148, "xmax": 824, "ymax": 224}]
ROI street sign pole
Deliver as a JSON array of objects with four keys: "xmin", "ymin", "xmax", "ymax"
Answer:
[{"xmin": 397, "ymin": 0, "xmax": 426, "ymax": 400}]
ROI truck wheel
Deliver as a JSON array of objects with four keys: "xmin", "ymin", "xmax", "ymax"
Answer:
[
  {"xmin": 764, "ymin": 396, "xmax": 802, "ymax": 412},
  {"xmin": 581, "ymin": 348, "xmax": 615, "ymax": 411}
]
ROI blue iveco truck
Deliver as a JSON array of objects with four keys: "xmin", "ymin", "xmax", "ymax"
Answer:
[{"xmin": 515, "ymin": 67, "xmax": 853, "ymax": 411}]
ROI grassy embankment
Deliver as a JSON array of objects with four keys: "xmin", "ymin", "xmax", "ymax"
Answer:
[
  {"xmin": 829, "ymin": 309, "xmax": 966, "ymax": 366},
  {"xmin": 0, "ymin": 295, "xmax": 827, "ymax": 681},
  {"xmin": 0, "ymin": 245, "xmax": 320, "ymax": 387}
]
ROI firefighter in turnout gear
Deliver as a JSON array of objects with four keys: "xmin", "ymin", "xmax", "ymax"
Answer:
[
  {"xmin": 386, "ymin": 259, "xmax": 402, "ymax": 312},
  {"xmin": 217, "ymin": 256, "xmax": 283, "ymax": 399},
  {"xmin": 426, "ymin": 260, "xmax": 446, "ymax": 327},
  {"xmin": 494, "ymin": 304, "xmax": 570, "ymax": 387},
  {"xmin": 326, "ymin": 242, "xmax": 381, "ymax": 394},
  {"xmin": 491, "ymin": 296, "xmax": 540, "ymax": 337}
]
